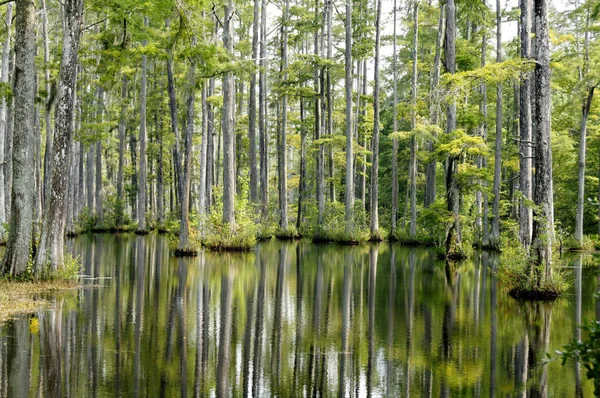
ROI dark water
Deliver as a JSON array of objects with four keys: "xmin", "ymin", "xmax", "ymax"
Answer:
[{"xmin": 0, "ymin": 234, "xmax": 597, "ymax": 397}]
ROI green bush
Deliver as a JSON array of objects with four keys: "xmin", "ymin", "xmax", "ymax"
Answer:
[
  {"xmin": 558, "ymin": 320, "xmax": 600, "ymax": 396},
  {"xmin": 307, "ymin": 201, "xmax": 370, "ymax": 243},
  {"xmin": 203, "ymin": 191, "xmax": 257, "ymax": 251}
]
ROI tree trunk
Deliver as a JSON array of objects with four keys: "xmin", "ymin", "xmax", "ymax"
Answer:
[
  {"xmin": 177, "ymin": 37, "xmax": 196, "ymax": 253},
  {"xmin": 41, "ymin": 0, "xmax": 53, "ymax": 212},
  {"xmin": 490, "ymin": 0, "xmax": 503, "ymax": 245},
  {"xmin": 425, "ymin": 3, "xmax": 443, "ymax": 209},
  {"xmin": 206, "ymin": 77, "xmax": 215, "ymax": 210},
  {"xmin": 137, "ymin": 17, "xmax": 148, "ymax": 232},
  {"xmin": 530, "ymin": 0, "xmax": 553, "ymax": 283},
  {"xmin": 391, "ymin": 0, "xmax": 398, "ymax": 232},
  {"xmin": 575, "ymin": 87, "xmax": 594, "ymax": 245},
  {"xmin": 166, "ymin": 20, "xmax": 183, "ymax": 208},
  {"xmin": 370, "ymin": 0, "xmax": 382, "ymax": 239},
  {"xmin": 278, "ymin": 0, "xmax": 289, "ymax": 230},
  {"xmin": 315, "ymin": 0, "xmax": 325, "ymax": 228},
  {"xmin": 444, "ymin": 0, "xmax": 461, "ymax": 258},
  {"xmin": 344, "ymin": 0, "xmax": 354, "ymax": 236},
  {"xmin": 198, "ymin": 82, "xmax": 208, "ymax": 219},
  {"xmin": 297, "ymin": 98, "xmax": 306, "ymax": 231},
  {"xmin": 259, "ymin": 0, "xmax": 268, "ymax": 218},
  {"xmin": 117, "ymin": 75, "xmax": 127, "ymax": 206},
  {"xmin": 409, "ymin": 0, "xmax": 419, "ymax": 237},
  {"xmin": 326, "ymin": 0, "xmax": 334, "ymax": 204},
  {"xmin": 2, "ymin": 0, "xmax": 36, "ymax": 277},
  {"xmin": 5, "ymin": 50, "xmax": 14, "ymax": 220},
  {"xmin": 248, "ymin": 0, "xmax": 260, "ymax": 204},
  {"xmin": 222, "ymin": 1, "xmax": 236, "ymax": 226},
  {"xmin": 519, "ymin": 0, "xmax": 533, "ymax": 248},
  {"xmin": 95, "ymin": 87, "xmax": 104, "ymax": 225},
  {"xmin": 35, "ymin": 0, "xmax": 83, "ymax": 273},
  {"xmin": 0, "ymin": 3, "xmax": 12, "ymax": 241}
]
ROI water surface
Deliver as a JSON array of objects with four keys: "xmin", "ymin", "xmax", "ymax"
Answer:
[{"xmin": 0, "ymin": 234, "xmax": 596, "ymax": 397}]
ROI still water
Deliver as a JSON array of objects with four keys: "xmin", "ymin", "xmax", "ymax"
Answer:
[{"xmin": 0, "ymin": 234, "xmax": 597, "ymax": 397}]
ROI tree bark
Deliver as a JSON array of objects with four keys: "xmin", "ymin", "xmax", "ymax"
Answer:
[
  {"xmin": 491, "ymin": 0, "xmax": 503, "ymax": 245},
  {"xmin": 41, "ymin": 0, "xmax": 53, "ymax": 212},
  {"xmin": 166, "ymin": 20, "xmax": 183, "ymax": 208},
  {"xmin": 519, "ymin": 0, "xmax": 533, "ymax": 248},
  {"xmin": 575, "ymin": 87, "xmax": 594, "ymax": 245},
  {"xmin": 249, "ymin": 0, "xmax": 259, "ymax": 203},
  {"xmin": 425, "ymin": 3, "xmax": 443, "ymax": 208},
  {"xmin": 314, "ymin": 0, "xmax": 325, "ymax": 228},
  {"xmin": 391, "ymin": 0, "xmax": 398, "ymax": 232},
  {"xmin": 259, "ymin": 0, "xmax": 268, "ymax": 218},
  {"xmin": 177, "ymin": 37, "xmax": 196, "ymax": 253},
  {"xmin": 95, "ymin": 87, "xmax": 104, "ymax": 224},
  {"xmin": 0, "ymin": 3, "xmax": 12, "ymax": 241},
  {"xmin": 198, "ymin": 82, "xmax": 208, "ymax": 219},
  {"xmin": 137, "ymin": 16, "xmax": 148, "ymax": 232},
  {"xmin": 206, "ymin": 77, "xmax": 215, "ymax": 210},
  {"xmin": 370, "ymin": 0, "xmax": 382, "ymax": 239},
  {"xmin": 222, "ymin": 1, "xmax": 236, "ymax": 226},
  {"xmin": 35, "ymin": 0, "xmax": 83, "ymax": 273},
  {"xmin": 531, "ymin": 0, "xmax": 553, "ymax": 283},
  {"xmin": 2, "ymin": 0, "xmax": 36, "ymax": 276},
  {"xmin": 409, "ymin": 0, "xmax": 419, "ymax": 237},
  {"xmin": 117, "ymin": 75, "xmax": 127, "ymax": 206},
  {"xmin": 444, "ymin": 0, "xmax": 461, "ymax": 258},
  {"xmin": 278, "ymin": 0, "xmax": 289, "ymax": 230},
  {"xmin": 344, "ymin": 0, "xmax": 354, "ymax": 236}
]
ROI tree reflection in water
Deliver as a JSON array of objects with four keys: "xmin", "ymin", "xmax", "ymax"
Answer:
[{"xmin": 0, "ymin": 235, "xmax": 594, "ymax": 396}]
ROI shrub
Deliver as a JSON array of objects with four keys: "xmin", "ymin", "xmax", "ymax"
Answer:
[
  {"xmin": 203, "ymin": 190, "xmax": 257, "ymax": 251},
  {"xmin": 497, "ymin": 243, "xmax": 569, "ymax": 300}
]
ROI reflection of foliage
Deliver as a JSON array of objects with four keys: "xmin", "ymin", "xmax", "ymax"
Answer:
[{"xmin": 559, "ymin": 320, "xmax": 600, "ymax": 396}]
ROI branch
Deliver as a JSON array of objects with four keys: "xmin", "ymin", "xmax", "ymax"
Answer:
[{"xmin": 0, "ymin": 0, "xmax": 14, "ymax": 7}]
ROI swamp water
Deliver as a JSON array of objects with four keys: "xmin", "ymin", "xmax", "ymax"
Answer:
[{"xmin": 0, "ymin": 234, "xmax": 597, "ymax": 397}]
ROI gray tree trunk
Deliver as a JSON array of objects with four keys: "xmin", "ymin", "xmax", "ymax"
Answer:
[
  {"xmin": 531, "ymin": 0, "xmax": 554, "ymax": 282},
  {"xmin": 41, "ymin": 0, "xmax": 53, "ymax": 212},
  {"xmin": 278, "ymin": 0, "xmax": 289, "ymax": 230},
  {"xmin": 177, "ymin": 37, "xmax": 196, "ymax": 253},
  {"xmin": 391, "ymin": 0, "xmax": 398, "ymax": 232},
  {"xmin": 259, "ymin": 0, "xmax": 268, "ymax": 218},
  {"xmin": 35, "ymin": 0, "xmax": 83, "ymax": 273},
  {"xmin": 344, "ymin": 0, "xmax": 354, "ymax": 236},
  {"xmin": 86, "ymin": 145, "xmax": 94, "ymax": 212},
  {"xmin": 222, "ymin": 1, "xmax": 236, "ymax": 225},
  {"xmin": 95, "ymin": 87, "xmax": 104, "ymax": 224},
  {"xmin": 0, "ymin": 3, "xmax": 12, "ymax": 241},
  {"xmin": 444, "ymin": 0, "xmax": 461, "ymax": 258},
  {"xmin": 166, "ymin": 20, "xmax": 183, "ymax": 208},
  {"xmin": 198, "ymin": 82, "xmax": 208, "ymax": 219},
  {"xmin": 409, "ymin": 0, "xmax": 419, "ymax": 237},
  {"xmin": 519, "ymin": 0, "xmax": 533, "ymax": 248},
  {"xmin": 370, "ymin": 0, "xmax": 382, "ymax": 239},
  {"xmin": 117, "ymin": 75, "xmax": 127, "ymax": 204},
  {"xmin": 5, "ymin": 50, "xmax": 14, "ymax": 220},
  {"xmin": 248, "ymin": 0, "xmax": 259, "ymax": 203},
  {"xmin": 137, "ymin": 17, "xmax": 148, "ymax": 232},
  {"xmin": 575, "ymin": 87, "xmax": 594, "ymax": 245},
  {"xmin": 2, "ymin": 0, "xmax": 36, "ymax": 277},
  {"xmin": 314, "ymin": 0, "xmax": 325, "ymax": 228},
  {"xmin": 206, "ymin": 77, "xmax": 215, "ymax": 210},
  {"xmin": 490, "ymin": 0, "xmax": 503, "ymax": 246},
  {"xmin": 326, "ymin": 0, "xmax": 334, "ymax": 203},
  {"xmin": 425, "ymin": 3, "xmax": 444, "ymax": 208}
]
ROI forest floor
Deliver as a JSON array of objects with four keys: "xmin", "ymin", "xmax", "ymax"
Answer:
[{"xmin": 0, "ymin": 280, "xmax": 79, "ymax": 324}]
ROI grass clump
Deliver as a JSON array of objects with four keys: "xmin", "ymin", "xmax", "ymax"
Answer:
[
  {"xmin": 563, "ymin": 235, "xmax": 600, "ymax": 252},
  {"xmin": 307, "ymin": 201, "xmax": 370, "ymax": 243},
  {"xmin": 203, "ymin": 191, "xmax": 257, "ymax": 252},
  {"xmin": 497, "ymin": 243, "xmax": 568, "ymax": 300},
  {"xmin": 391, "ymin": 229, "xmax": 437, "ymax": 247},
  {"xmin": 275, "ymin": 225, "xmax": 299, "ymax": 240}
]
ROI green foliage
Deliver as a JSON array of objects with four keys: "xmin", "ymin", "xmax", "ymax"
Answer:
[
  {"xmin": 203, "ymin": 191, "xmax": 257, "ymax": 252},
  {"xmin": 497, "ymin": 243, "xmax": 569, "ymax": 300},
  {"xmin": 558, "ymin": 320, "xmax": 600, "ymax": 396},
  {"xmin": 41, "ymin": 253, "xmax": 82, "ymax": 282},
  {"xmin": 307, "ymin": 201, "xmax": 370, "ymax": 243},
  {"xmin": 76, "ymin": 207, "xmax": 98, "ymax": 233}
]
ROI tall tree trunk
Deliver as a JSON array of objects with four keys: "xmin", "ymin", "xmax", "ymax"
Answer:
[
  {"xmin": 137, "ymin": 17, "xmax": 149, "ymax": 233},
  {"xmin": 519, "ymin": 0, "xmax": 533, "ymax": 247},
  {"xmin": 278, "ymin": 0, "xmax": 289, "ymax": 230},
  {"xmin": 425, "ymin": 3, "xmax": 443, "ymax": 208},
  {"xmin": 117, "ymin": 75, "xmax": 127, "ymax": 207},
  {"xmin": 259, "ymin": 0, "xmax": 268, "ymax": 218},
  {"xmin": 391, "ymin": 0, "xmax": 399, "ymax": 232},
  {"xmin": 95, "ymin": 87, "xmax": 104, "ymax": 225},
  {"xmin": 530, "ymin": 0, "xmax": 553, "ymax": 283},
  {"xmin": 35, "ymin": 0, "xmax": 83, "ymax": 273},
  {"xmin": 575, "ymin": 87, "xmax": 594, "ymax": 245},
  {"xmin": 206, "ymin": 77, "xmax": 215, "ymax": 210},
  {"xmin": 157, "ymin": 107, "xmax": 164, "ymax": 225},
  {"xmin": 41, "ymin": 0, "xmax": 53, "ymax": 211},
  {"xmin": 326, "ymin": 0, "xmax": 334, "ymax": 203},
  {"xmin": 444, "ymin": 0, "xmax": 461, "ymax": 258},
  {"xmin": 344, "ymin": 0, "xmax": 354, "ymax": 237},
  {"xmin": 314, "ymin": 0, "xmax": 325, "ymax": 229},
  {"xmin": 5, "ymin": 50, "xmax": 14, "ymax": 220},
  {"xmin": 2, "ymin": 0, "xmax": 36, "ymax": 277},
  {"xmin": 86, "ymin": 145, "xmax": 94, "ymax": 212},
  {"xmin": 248, "ymin": 0, "xmax": 260, "ymax": 203},
  {"xmin": 359, "ymin": 60, "xmax": 367, "ymax": 207},
  {"xmin": 166, "ymin": 20, "xmax": 183, "ymax": 208},
  {"xmin": 0, "ymin": 3, "xmax": 12, "ymax": 241},
  {"xmin": 198, "ymin": 83, "xmax": 208, "ymax": 219},
  {"xmin": 177, "ymin": 37, "xmax": 197, "ymax": 253},
  {"xmin": 222, "ymin": 1, "xmax": 236, "ymax": 226},
  {"xmin": 409, "ymin": 0, "xmax": 419, "ymax": 237},
  {"xmin": 370, "ymin": 0, "xmax": 382, "ymax": 239},
  {"xmin": 297, "ymin": 97, "xmax": 306, "ymax": 231},
  {"xmin": 491, "ymin": 0, "xmax": 503, "ymax": 245}
]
